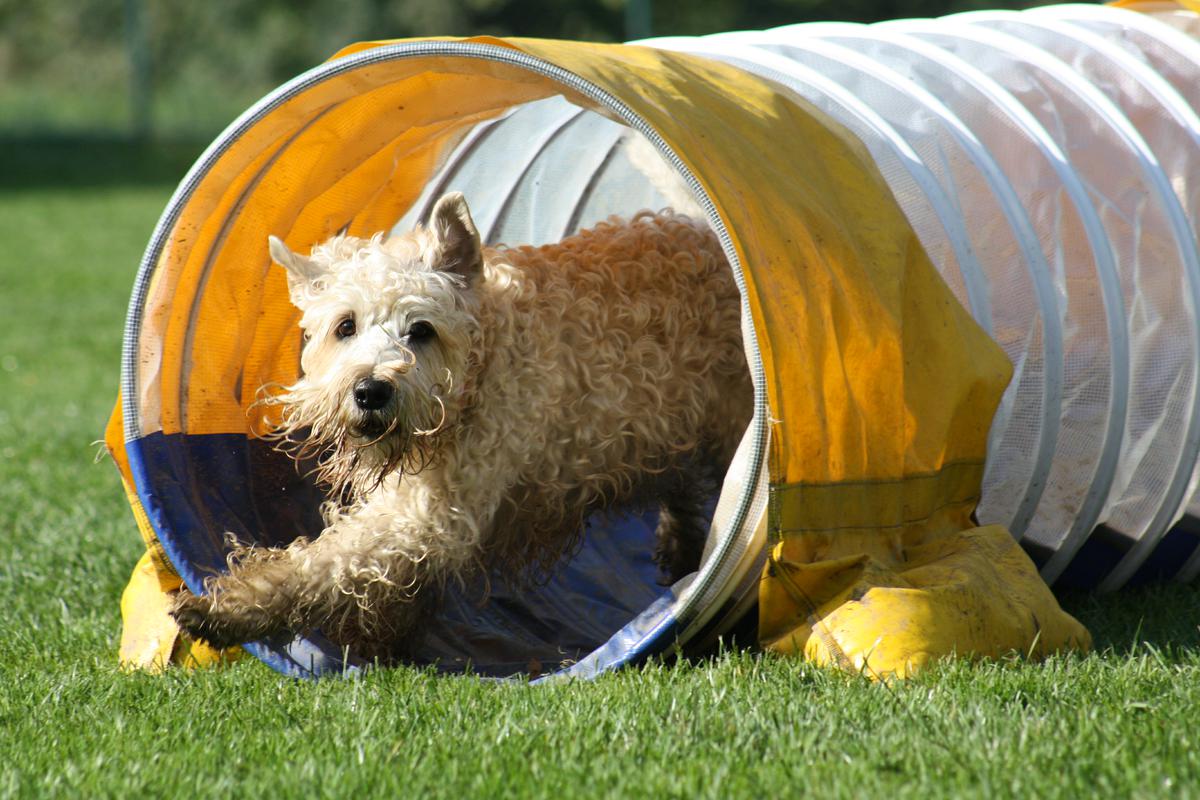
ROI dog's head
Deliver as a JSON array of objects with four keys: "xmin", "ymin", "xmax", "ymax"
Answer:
[{"xmin": 266, "ymin": 192, "xmax": 483, "ymax": 498}]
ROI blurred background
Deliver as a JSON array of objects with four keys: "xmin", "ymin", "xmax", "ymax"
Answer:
[{"xmin": 1, "ymin": 0, "xmax": 1049, "ymax": 144}]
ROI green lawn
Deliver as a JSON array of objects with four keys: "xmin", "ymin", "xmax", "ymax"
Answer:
[{"xmin": 1, "ymin": 140, "xmax": 1198, "ymax": 799}]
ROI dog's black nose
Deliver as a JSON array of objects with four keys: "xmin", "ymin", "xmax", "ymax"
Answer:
[{"xmin": 353, "ymin": 378, "xmax": 392, "ymax": 411}]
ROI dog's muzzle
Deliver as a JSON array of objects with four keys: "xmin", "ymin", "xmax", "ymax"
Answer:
[{"xmin": 353, "ymin": 377, "xmax": 393, "ymax": 411}]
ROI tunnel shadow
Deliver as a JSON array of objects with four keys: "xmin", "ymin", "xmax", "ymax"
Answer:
[{"xmin": 1057, "ymin": 582, "xmax": 1200, "ymax": 656}]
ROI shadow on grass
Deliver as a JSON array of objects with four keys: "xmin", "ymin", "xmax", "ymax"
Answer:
[
  {"xmin": 1058, "ymin": 582, "xmax": 1200, "ymax": 655},
  {"xmin": 0, "ymin": 134, "xmax": 208, "ymax": 189}
]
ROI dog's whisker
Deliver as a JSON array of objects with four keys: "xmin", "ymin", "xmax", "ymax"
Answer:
[
  {"xmin": 377, "ymin": 350, "xmax": 415, "ymax": 374},
  {"xmin": 352, "ymin": 421, "xmax": 394, "ymax": 450},
  {"xmin": 412, "ymin": 394, "xmax": 446, "ymax": 437}
]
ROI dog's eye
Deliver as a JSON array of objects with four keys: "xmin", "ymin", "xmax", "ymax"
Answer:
[
  {"xmin": 335, "ymin": 317, "xmax": 356, "ymax": 340},
  {"xmin": 406, "ymin": 321, "xmax": 435, "ymax": 341}
]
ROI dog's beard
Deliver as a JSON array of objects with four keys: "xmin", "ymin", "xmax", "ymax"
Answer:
[{"xmin": 257, "ymin": 373, "xmax": 449, "ymax": 507}]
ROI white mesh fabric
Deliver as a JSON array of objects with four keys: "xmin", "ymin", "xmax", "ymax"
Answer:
[
  {"xmin": 1036, "ymin": 3, "xmax": 1200, "ymax": 116},
  {"xmin": 955, "ymin": 10, "xmax": 1200, "ymax": 589},
  {"xmin": 771, "ymin": 24, "xmax": 1113, "ymax": 578},
  {"xmin": 896, "ymin": 20, "xmax": 1195, "ymax": 584},
  {"xmin": 1037, "ymin": 7, "xmax": 1200, "ymax": 544}
]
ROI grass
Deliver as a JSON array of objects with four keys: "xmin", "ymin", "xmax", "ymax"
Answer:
[{"xmin": 1, "ymin": 139, "xmax": 1199, "ymax": 799}]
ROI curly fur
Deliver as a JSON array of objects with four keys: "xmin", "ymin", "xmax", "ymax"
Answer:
[{"xmin": 171, "ymin": 192, "xmax": 752, "ymax": 659}]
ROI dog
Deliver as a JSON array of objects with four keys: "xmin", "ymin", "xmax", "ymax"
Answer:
[{"xmin": 170, "ymin": 192, "xmax": 753, "ymax": 659}]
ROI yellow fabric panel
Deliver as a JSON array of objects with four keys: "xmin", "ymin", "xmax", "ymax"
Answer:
[
  {"xmin": 505, "ymin": 39, "xmax": 1011, "ymax": 490},
  {"xmin": 119, "ymin": 549, "xmax": 244, "ymax": 671},
  {"xmin": 118, "ymin": 549, "xmax": 182, "ymax": 671},
  {"xmin": 771, "ymin": 460, "xmax": 983, "ymax": 535},
  {"xmin": 156, "ymin": 129, "xmax": 297, "ymax": 435}
]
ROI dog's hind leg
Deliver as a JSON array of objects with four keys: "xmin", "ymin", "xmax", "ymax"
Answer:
[{"xmin": 653, "ymin": 478, "xmax": 711, "ymax": 586}]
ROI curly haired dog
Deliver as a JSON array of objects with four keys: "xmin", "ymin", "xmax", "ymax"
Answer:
[{"xmin": 170, "ymin": 192, "xmax": 752, "ymax": 658}]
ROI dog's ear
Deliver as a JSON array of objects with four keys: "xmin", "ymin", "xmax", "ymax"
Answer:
[
  {"xmin": 269, "ymin": 236, "xmax": 326, "ymax": 300},
  {"xmin": 430, "ymin": 192, "xmax": 482, "ymax": 284}
]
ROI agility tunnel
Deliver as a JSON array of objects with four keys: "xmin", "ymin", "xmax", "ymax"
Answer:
[{"xmin": 111, "ymin": 2, "xmax": 1200, "ymax": 678}]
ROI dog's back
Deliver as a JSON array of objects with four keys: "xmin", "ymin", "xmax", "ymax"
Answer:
[{"xmin": 468, "ymin": 212, "xmax": 753, "ymax": 563}]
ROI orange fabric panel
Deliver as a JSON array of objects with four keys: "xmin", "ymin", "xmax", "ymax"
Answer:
[{"xmin": 171, "ymin": 65, "xmax": 555, "ymax": 435}]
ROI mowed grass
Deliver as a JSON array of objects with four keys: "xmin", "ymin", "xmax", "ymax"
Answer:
[{"xmin": 1, "ymin": 140, "xmax": 1200, "ymax": 799}]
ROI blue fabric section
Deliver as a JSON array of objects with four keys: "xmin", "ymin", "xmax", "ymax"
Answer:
[
  {"xmin": 127, "ymin": 430, "xmax": 683, "ymax": 678},
  {"xmin": 126, "ymin": 431, "xmax": 346, "ymax": 676},
  {"xmin": 1054, "ymin": 534, "xmax": 1128, "ymax": 591},
  {"xmin": 244, "ymin": 637, "xmax": 364, "ymax": 678},
  {"xmin": 534, "ymin": 592, "xmax": 680, "ymax": 682},
  {"xmin": 1054, "ymin": 522, "xmax": 1200, "ymax": 590},
  {"xmin": 126, "ymin": 433, "xmax": 258, "ymax": 594},
  {"xmin": 414, "ymin": 510, "xmax": 671, "ymax": 676},
  {"xmin": 1130, "ymin": 525, "xmax": 1200, "ymax": 586}
]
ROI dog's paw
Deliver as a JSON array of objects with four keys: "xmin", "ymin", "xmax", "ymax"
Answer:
[{"xmin": 170, "ymin": 589, "xmax": 246, "ymax": 650}]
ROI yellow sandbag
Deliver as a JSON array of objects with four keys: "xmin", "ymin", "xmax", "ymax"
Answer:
[{"xmin": 761, "ymin": 527, "xmax": 1091, "ymax": 678}]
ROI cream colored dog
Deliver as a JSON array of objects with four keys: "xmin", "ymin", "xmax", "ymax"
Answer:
[{"xmin": 171, "ymin": 193, "xmax": 751, "ymax": 658}]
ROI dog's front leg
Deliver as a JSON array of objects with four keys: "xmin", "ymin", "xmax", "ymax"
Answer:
[{"xmin": 171, "ymin": 489, "xmax": 492, "ymax": 651}]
